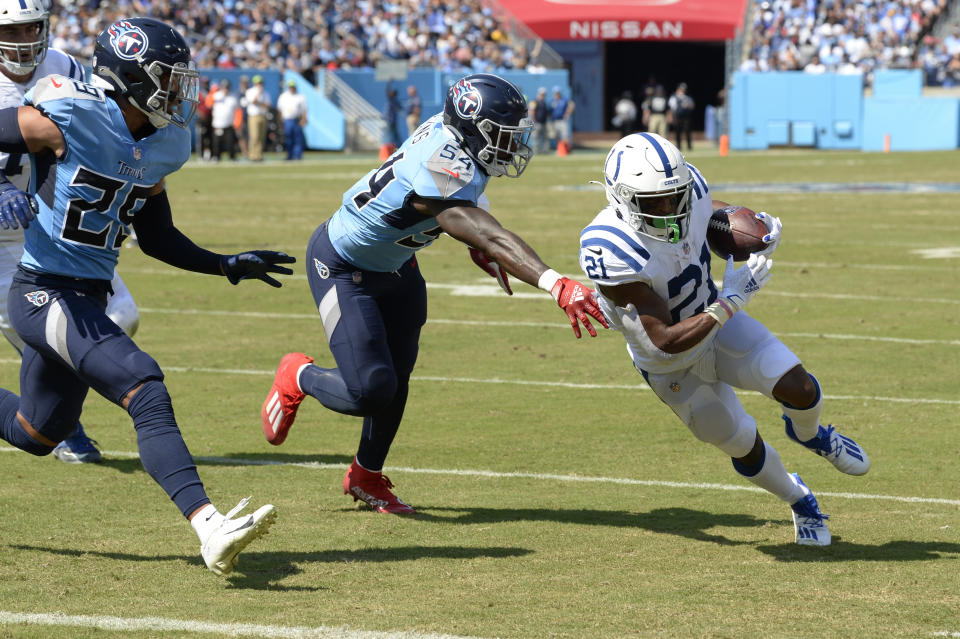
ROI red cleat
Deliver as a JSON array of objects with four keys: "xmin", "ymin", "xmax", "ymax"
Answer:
[
  {"xmin": 261, "ymin": 352, "xmax": 313, "ymax": 445},
  {"xmin": 343, "ymin": 459, "xmax": 415, "ymax": 514}
]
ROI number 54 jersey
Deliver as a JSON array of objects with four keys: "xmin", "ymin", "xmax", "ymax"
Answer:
[
  {"xmin": 578, "ymin": 163, "xmax": 719, "ymax": 375},
  {"xmin": 327, "ymin": 113, "xmax": 489, "ymax": 272},
  {"xmin": 20, "ymin": 74, "xmax": 191, "ymax": 281}
]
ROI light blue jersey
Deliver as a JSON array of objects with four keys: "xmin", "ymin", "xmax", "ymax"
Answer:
[
  {"xmin": 20, "ymin": 75, "xmax": 191, "ymax": 280},
  {"xmin": 327, "ymin": 114, "xmax": 489, "ymax": 272}
]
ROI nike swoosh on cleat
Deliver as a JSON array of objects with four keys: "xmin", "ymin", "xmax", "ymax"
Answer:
[
  {"xmin": 442, "ymin": 168, "xmax": 460, "ymax": 178},
  {"xmin": 223, "ymin": 517, "xmax": 254, "ymax": 535}
]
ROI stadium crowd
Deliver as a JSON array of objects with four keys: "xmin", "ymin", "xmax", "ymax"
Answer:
[
  {"xmin": 49, "ymin": 0, "xmax": 540, "ymax": 79},
  {"xmin": 743, "ymin": 0, "xmax": 958, "ymax": 86}
]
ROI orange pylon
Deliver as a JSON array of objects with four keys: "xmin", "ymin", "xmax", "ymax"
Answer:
[
  {"xmin": 718, "ymin": 134, "xmax": 729, "ymax": 157},
  {"xmin": 379, "ymin": 143, "xmax": 396, "ymax": 160}
]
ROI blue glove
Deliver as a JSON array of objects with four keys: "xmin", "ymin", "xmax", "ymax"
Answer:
[
  {"xmin": 220, "ymin": 250, "xmax": 296, "ymax": 288},
  {"xmin": 0, "ymin": 176, "xmax": 38, "ymax": 231}
]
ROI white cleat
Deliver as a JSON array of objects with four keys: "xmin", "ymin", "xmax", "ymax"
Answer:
[
  {"xmin": 785, "ymin": 418, "xmax": 870, "ymax": 476},
  {"xmin": 790, "ymin": 474, "xmax": 831, "ymax": 547},
  {"xmin": 200, "ymin": 497, "xmax": 277, "ymax": 576}
]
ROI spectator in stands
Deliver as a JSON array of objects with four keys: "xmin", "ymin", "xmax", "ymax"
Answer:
[
  {"xmin": 245, "ymin": 75, "xmax": 271, "ymax": 162},
  {"xmin": 549, "ymin": 85, "xmax": 573, "ymax": 151},
  {"xmin": 746, "ymin": 0, "xmax": 949, "ymax": 86},
  {"xmin": 277, "ymin": 79, "xmax": 308, "ymax": 161},
  {"xmin": 45, "ymin": 0, "xmax": 549, "ymax": 79},
  {"xmin": 668, "ymin": 82, "xmax": 695, "ymax": 152},
  {"xmin": 641, "ymin": 85, "xmax": 669, "ymax": 138},
  {"xmin": 612, "ymin": 91, "xmax": 637, "ymax": 138},
  {"xmin": 211, "ymin": 79, "xmax": 240, "ymax": 162},
  {"xmin": 803, "ymin": 54, "xmax": 827, "ymax": 74},
  {"xmin": 405, "ymin": 84, "xmax": 422, "ymax": 136},
  {"xmin": 529, "ymin": 86, "xmax": 550, "ymax": 154}
]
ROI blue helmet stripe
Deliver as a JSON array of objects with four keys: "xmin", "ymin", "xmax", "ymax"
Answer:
[
  {"xmin": 637, "ymin": 132, "xmax": 673, "ymax": 178},
  {"xmin": 687, "ymin": 163, "xmax": 709, "ymax": 195}
]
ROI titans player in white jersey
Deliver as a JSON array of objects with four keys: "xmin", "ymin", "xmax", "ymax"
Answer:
[
  {"xmin": 578, "ymin": 133, "xmax": 869, "ymax": 546},
  {"xmin": 0, "ymin": 0, "xmax": 139, "ymax": 463},
  {"xmin": 261, "ymin": 74, "xmax": 607, "ymax": 514},
  {"xmin": 0, "ymin": 18, "xmax": 295, "ymax": 575}
]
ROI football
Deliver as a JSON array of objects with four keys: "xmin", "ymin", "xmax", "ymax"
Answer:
[{"xmin": 706, "ymin": 205, "xmax": 769, "ymax": 262}]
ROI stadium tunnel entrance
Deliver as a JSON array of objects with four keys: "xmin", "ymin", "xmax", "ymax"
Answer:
[{"xmin": 603, "ymin": 40, "xmax": 726, "ymax": 135}]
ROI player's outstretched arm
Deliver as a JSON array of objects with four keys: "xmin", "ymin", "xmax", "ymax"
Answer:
[
  {"xmin": 427, "ymin": 199, "xmax": 608, "ymax": 338},
  {"xmin": 133, "ymin": 187, "xmax": 295, "ymax": 287}
]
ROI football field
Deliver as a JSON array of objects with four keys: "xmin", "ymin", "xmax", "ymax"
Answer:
[{"xmin": 0, "ymin": 147, "xmax": 957, "ymax": 639}]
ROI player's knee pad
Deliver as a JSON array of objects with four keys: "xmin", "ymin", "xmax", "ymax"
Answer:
[
  {"xmin": 352, "ymin": 365, "xmax": 399, "ymax": 414},
  {"xmin": 684, "ymin": 387, "xmax": 758, "ymax": 458},
  {"xmin": 106, "ymin": 289, "xmax": 140, "ymax": 337},
  {"xmin": 716, "ymin": 313, "xmax": 800, "ymax": 396}
]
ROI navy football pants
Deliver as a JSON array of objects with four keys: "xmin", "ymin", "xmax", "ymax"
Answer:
[
  {"xmin": 302, "ymin": 224, "xmax": 427, "ymax": 470},
  {"xmin": 1, "ymin": 267, "xmax": 208, "ymax": 517}
]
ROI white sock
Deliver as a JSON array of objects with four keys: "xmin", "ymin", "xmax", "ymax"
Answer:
[
  {"xmin": 740, "ymin": 443, "xmax": 806, "ymax": 504},
  {"xmin": 191, "ymin": 504, "xmax": 225, "ymax": 543},
  {"xmin": 782, "ymin": 375, "xmax": 823, "ymax": 442}
]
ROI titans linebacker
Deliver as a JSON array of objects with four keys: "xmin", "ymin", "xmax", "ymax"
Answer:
[
  {"xmin": 261, "ymin": 73, "xmax": 608, "ymax": 514},
  {"xmin": 0, "ymin": 0, "xmax": 138, "ymax": 463},
  {"xmin": 578, "ymin": 133, "xmax": 869, "ymax": 546},
  {"xmin": 0, "ymin": 18, "xmax": 295, "ymax": 575}
]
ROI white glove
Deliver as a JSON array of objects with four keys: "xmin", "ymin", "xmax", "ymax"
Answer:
[
  {"xmin": 705, "ymin": 254, "xmax": 773, "ymax": 326},
  {"xmin": 755, "ymin": 211, "xmax": 782, "ymax": 258}
]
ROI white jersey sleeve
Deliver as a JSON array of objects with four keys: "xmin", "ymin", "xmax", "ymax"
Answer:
[{"xmin": 578, "ymin": 206, "xmax": 653, "ymax": 287}]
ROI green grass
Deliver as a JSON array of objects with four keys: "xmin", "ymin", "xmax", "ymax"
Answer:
[{"xmin": 0, "ymin": 148, "xmax": 957, "ymax": 639}]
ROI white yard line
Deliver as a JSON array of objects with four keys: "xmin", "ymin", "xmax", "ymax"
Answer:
[
  {"xmin": 0, "ymin": 611, "xmax": 490, "ymax": 639},
  {"xmin": 1, "ymin": 447, "xmax": 957, "ymax": 507}
]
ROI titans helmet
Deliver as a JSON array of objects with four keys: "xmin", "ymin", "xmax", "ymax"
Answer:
[
  {"xmin": 91, "ymin": 17, "xmax": 199, "ymax": 129},
  {"xmin": 601, "ymin": 132, "xmax": 694, "ymax": 244},
  {"xmin": 0, "ymin": 0, "xmax": 48, "ymax": 76},
  {"xmin": 443, "ymin": 73, "xmax": 533, "ymax": 178}
]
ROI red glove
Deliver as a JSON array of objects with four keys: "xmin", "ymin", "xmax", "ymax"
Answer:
[
  {"xmin": 550, "ymin": 277, "xmax": 609, "ymax": 338},
  {"xmin": 469, "ymin": 247, "xmax": 512, "ymax": 295}
]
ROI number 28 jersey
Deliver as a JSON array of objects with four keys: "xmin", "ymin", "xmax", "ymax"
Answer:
[
  {"xmin": 327, "ymin": 113, "xmax": 489, "ymax": 272},
  {"xmin": 578, "ymin": 162, "xmax": 719, "ymax": 374},
  {"xmin": 20, "ymin": 75, "xmax": 191, "ymax": 281}
]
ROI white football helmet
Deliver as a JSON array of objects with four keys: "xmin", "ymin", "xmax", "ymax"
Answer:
[
  {"xmin": 600, "ymin": 132, "xmax": 693, "ymax": 244},
  {"xmin": 0, "ymin": 0, "xmax": 48, "ymax": 76}
]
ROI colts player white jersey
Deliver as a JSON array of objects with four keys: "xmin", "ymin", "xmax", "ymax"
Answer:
[
  {"xmin": 578, "ymin": 162, "xmax": 718, "ymax": 375},
  {"xmin": 0, "ymin": 48, "xmax": 83, "ymax": 244}
]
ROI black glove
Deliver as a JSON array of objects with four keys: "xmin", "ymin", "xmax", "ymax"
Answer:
[{"xmin": 220, "ymin": 250, "xmax": 296, "ymax": 287}]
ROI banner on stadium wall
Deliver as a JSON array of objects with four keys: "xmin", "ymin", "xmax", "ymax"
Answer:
[{"xmin": 496, "ymin": 0, "xmax": 749, "ymax": 41}]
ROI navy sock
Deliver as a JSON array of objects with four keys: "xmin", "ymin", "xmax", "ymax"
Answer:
[
  {"xmin": 0, "ymin": 388, "xmax": 53, "ymax": 456},
  {"xmin": 127, "ymin": 380, "xmax": 209, "ymax": 518},
  {"xmin": 731, "ymin": 443, "xmax": 767, "ymax": 477}
]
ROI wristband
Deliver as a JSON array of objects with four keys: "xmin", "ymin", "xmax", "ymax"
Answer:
[
  {"xmin": 704, "ymin": 297, "xmax": 739, "ymax": 326},
  {"xmin": 537, "ymin": 268, "xmax": 562, "ymax": 298}
]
